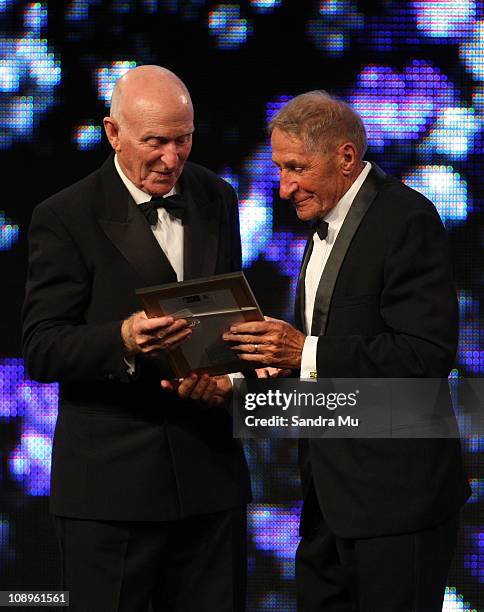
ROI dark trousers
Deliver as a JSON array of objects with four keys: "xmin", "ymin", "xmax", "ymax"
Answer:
[
  {"xmin": 296, "ymin": 509, "xmax": 459, "ymax": 612},
  {"xmin": 55, "ymin": 507, "xmax": 246, "ymax": 612}
]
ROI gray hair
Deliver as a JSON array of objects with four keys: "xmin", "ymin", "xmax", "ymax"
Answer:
[{"xmin": 269, "ymin": 90, "xmax": 367, "ymax": 158}]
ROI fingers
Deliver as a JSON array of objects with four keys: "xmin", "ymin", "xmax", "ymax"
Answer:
[
  {"xmin": 223, "ymin": 321, "xmax": 285, "ymax": 346},
  {"xmin": 126, "ymin": 310, "xmax": 176, "ymax": 334},
  {"xmin": 225, "ymin": 332, "xmax": 274, "ymax": 364},
  {"xmin": 177, "ymin": 374, "xmax": 215, "ymax": 401},
  {"xmin": 176, "ymin": 373, "xmax": 198, "ymax": 399},
  {"xmin": 213, "ymin": 375, "xmax": 232, "ymax": 396},
  {"xmin": 156, "ymin": 325, "xmax": 192, "ymax": 351},
  {"xmin": 141, "ymin": 327, "xmax": 192, "ymax": 354},
  {"xmin": 224, "ymin": 318, "xmax": 304, "ymax": 370},
  {"xmin": 172, "ymin": 374, "xmax": 230, "ymax": 407},
  {"xmin": 226, "ymin": 320, "xmax": 273, "ymax": 335},
  {"xmin": 223, "ymin": 332, "xmax": 271, "ymax": 345},
  {"xmin": 236, "ymin": 353, "xmax": 271, "ymax": 364},
  {"xmin": 235, "ymin": 351, "xmax": 299, "ymax": 369},
  {"xmin": 256, "ymin": 367, "xmax": 289, "ymax": 378},
  {"xmin": 201, "ymin": 378, "xmax": 219, "ymax": 403},
  {"xmin": 228, "ymin": 342, "xmax": 261, "ymax": 353},
  {"xmin": 123, "ymin": 311, "xmax": 192, "ymax": 355},
  {"xmin": 266, "ymin": 367, "xmax": 288, "ymax": 378},
  {"xmin": 256, "ymin": 367, "xmax": 270, "ymax": 378},
  {"xmin": 141, "ymin": 316, "xmax": 187, "ymax": 338}
]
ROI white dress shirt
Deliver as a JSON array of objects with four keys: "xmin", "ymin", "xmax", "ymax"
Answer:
[
  {"xmin": 300, "ymin": 162, "xmax": 372, "ymax": 379},
  {"xmin": 114, "ymin": 155, "xmax": 184, "ymax": 281},
  {"xmin": 115, "ymin": 155, "xmax": 185, "ymax": 375}
]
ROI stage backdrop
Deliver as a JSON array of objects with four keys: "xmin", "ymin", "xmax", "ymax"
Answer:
[{"xmin": 0, "ymin": 1, "xmax": 482, "ymax": 610}]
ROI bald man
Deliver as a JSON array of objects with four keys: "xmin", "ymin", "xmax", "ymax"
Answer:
[{"xmin": 22, "ymin": 66, "xmax": 250, "ymax": 611}]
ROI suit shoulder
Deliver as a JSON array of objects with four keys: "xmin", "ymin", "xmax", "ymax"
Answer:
[
  {"xmin": 374, "ymin": 174, "xmax": 443, "ymax": 224},
  {"xmin": 379, "ymin": 175, "xmax": 437, "ymax": 211},
  {"xmin": 33, "ymin": 166, "xmax": 102, "ymax": 220}
]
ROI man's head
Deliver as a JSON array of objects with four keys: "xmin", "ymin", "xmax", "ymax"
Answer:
[
  {"xmin": 103, "ymin": 65, "xmax": 194, "ymax": 196},
  {"xmin": 269, "ymin": 91, "xmax": 367, "ymax": 221}
]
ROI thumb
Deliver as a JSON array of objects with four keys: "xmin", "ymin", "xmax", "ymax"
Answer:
[{"xmin": 161, "ymin": 379, "xmax": 180, "ymax": 392}]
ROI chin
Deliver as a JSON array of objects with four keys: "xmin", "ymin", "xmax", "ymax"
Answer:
[
  {"xmin": 151, "ymin": 186, "xmax": 175, "ymax": 197},
  {"xmin": 294, "ymin": 199, "xmax": 323, "ymax": 222},
  {"xmin": 146, "ymin": 179, "xmax": 176, "ymax": 196},
  {"xmin": 296, "ymin": 208, "xmax": 320, "ymax": 222}
]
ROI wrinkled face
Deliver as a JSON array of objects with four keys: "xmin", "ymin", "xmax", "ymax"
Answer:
[
  {"xmin": 271, "ymin": 128, "xmax": 347, "ymax": 221},
  {"xmin": 109, "ymin": 98, "xmax": 194, "ymax": 196}
]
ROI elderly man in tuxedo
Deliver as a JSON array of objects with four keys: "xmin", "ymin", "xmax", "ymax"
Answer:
[
  {"xmin": 224, "ymin": 91, "xmax": 470, "ymax": 611},
  {"xmin": 22, "ymin": 65, "xmax": 250, "ymax": 611}
]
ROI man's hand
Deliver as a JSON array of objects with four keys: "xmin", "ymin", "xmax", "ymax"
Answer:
[
  {"xmin": 161, "ymin": 373, "xmax": 232, "ymax": 407},
  {"xmin": 223, "ymin": 317, "xmax": 305, "ymax": 369},
  {"xmin": 122, "ymin": 311, "xmax": 191, "ymax": 357}
]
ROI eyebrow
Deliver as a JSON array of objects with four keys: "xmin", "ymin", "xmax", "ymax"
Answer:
[{"xmin": 272, "ymin": 158, "xmax": 304, "ymax": 166}]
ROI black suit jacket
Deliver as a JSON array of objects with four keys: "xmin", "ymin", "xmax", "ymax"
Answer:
[
  {"xmin": 296, "ymin": 164, "xmax": 470, "ymax": 539},
  {"xmin": 22, "ymin": 155, "xmax": 251, "ymax": 521}
]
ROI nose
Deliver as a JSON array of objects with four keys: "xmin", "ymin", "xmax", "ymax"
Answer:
[
  {"xmin": 279, "ymin": 170, "xmax": 298, "ymax": 200},
  {"xmin": 159, "ymin": 143, "xmax": 178, "ymax": 171}
]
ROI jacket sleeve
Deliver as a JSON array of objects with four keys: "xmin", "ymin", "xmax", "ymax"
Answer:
[
  {"xmin": 315, "ymin": 206, "xmax": 458, "ymax": 377},
  {"xmin": 22, "ymin": 203, "xmax": 130, "ymax": 384},
  {"xmin": 228, "ymin": 184, "xmax": 242, "ymax": 272}
]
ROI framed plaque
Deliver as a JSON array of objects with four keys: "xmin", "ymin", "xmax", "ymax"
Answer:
[{"xmin": 137, "ymin": 272, "xmax": 264, "ymax": 377}]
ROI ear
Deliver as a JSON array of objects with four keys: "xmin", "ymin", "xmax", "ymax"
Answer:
[
  {"xmin": 103, "ymin": 117, "xmax": 121, "ymax": 152},
  {"xmin": 339, "ymin": 142, "xmax": 359, "ymax": 176}
]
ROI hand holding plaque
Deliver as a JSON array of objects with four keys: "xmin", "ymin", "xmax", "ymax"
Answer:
[{"xmin": 137, "ymin": 272, "xmax": 264, "ymax": 377}]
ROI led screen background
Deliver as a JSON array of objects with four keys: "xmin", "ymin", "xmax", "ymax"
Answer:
[{"xmin": 0, "ymin": 1, "xmax": 483, "ymax": 610}]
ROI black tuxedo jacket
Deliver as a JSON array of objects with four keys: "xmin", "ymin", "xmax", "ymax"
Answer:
[
  {"xmin": 295, "ymin": 164, "xmax": 470, "ymax": 539},
  {"xmin": 22, "ymin": 155, "xmax": 251, "ymax": 521}
]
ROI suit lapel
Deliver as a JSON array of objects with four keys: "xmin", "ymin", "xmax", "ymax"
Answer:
[
  {"xmin": 310, "ymin": 163, "xmax": 387, "ymax": 337},
  {"xmin": 97, "ymin": 155, "xmax": 177, "ymax": 287},
  {"xmin": 294, "ymin": 232, "xmax": 315, "ymax": 332},
  {"xmin": 179, "ymin": 165, "xmax": 220, "ymax": 281}
]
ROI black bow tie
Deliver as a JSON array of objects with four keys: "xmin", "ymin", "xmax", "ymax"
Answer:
[
  {"xmin": 312, "ymin": 218, "xmax": 329, "ymax": 241},
  {"xmin": 138, "ymin": 194, "xmax": 185, "ymax": 226}
]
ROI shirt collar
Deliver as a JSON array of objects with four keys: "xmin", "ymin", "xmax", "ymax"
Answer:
[
  {"xmin": 321, "ymin": 161, "xmax": 372, "ymax": 243},
  {"xmin": 114, "ymin": 154, "xmax": 176, "ymax": 204}
]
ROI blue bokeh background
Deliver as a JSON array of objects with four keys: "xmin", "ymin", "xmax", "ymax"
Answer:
[{"xmin": 0, "ymin": 1, "xmax": 482, "ymax": 609}]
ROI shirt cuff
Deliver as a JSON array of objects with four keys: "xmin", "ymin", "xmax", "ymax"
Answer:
[
  {"xmin": 124, "ymin": 355, "xmax": 136, "ymax": 376},
  {"xmin": 300, "ymin": 336, "xmax": 318, "ymax": 380},
  {"xmin": 227, "ymin": 372, "xmax": 245, "ymax": 387}
]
